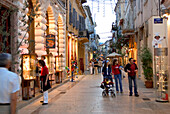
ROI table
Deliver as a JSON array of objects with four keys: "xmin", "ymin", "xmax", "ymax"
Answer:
[
  {"xmin": 55, "ymin": 70, "xmax": 63, "ymax": 83},
  {"xmin": 48, "ymin": 73, "xmax": 54, "ymax": 87}
]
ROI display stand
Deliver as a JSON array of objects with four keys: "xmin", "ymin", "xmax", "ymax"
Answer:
[
  {"xmin": 21, "ymin": 54, "xmax": 36, "ymax": 100},
  {"xmin": 154, "ymin": 48, "xmax": 169, "ymax": 102},
  {"xmin": 55, "ymin": 54, "xmax": 63, "ymax": 83}
]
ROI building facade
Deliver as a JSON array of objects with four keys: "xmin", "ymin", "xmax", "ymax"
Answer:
[{"xmin": 66, "ymin": 0, "xmax": 87, "ymax": 75}]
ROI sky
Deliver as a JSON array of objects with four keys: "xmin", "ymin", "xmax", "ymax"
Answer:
[{"xmin": 84, "ymin": 0, "xmax": 117, "ymax": 43}]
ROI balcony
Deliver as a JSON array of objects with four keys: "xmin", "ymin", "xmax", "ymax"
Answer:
[{"xmin": 78, "ymin": 30, "xmax": 89, "ymax": 43}]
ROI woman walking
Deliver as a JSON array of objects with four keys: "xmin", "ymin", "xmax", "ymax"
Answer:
[
  {"xmin": 38, "ymin": 60, "xmax": 51, "ymax": 105},
  {"xmin": 102, "ymin": 61, "xmax": 113, "ymax": 82},
  {"xmin": 112, "ymin": 59, "xmax": 123, "ymax": 93}
]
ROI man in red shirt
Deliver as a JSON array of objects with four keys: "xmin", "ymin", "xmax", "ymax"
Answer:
[{"xmin": 125, "ymin": 58, "xmax": 139, "ymax": 97}]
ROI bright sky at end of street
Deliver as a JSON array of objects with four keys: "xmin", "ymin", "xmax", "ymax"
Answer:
[{"xmin": 84, "ymin": 0, "xmax": 117, "ymax": 43}]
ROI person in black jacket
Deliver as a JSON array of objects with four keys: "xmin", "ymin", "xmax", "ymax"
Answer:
[
  {"xmin": 102, "ymin": 61, "xmax": 113, "ymax": 83},
  {"xmin": 125, "ymin": 58, "xmax": 139, "ymax": 97}
]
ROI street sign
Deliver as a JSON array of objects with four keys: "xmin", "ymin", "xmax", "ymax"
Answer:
[
  {"xmin": 46, "ymin": 34, "xmax": 55, "ymax": 48},
  {"xmin": 154, "ymin": 18, "xmax": 163, "ymax": 24}
]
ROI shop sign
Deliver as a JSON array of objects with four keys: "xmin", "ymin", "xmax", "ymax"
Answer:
[
  {"xmin": 154, "ymin": 18, "xmax": 163, "ymax": 24},
  {"xmin": 154, "ymin": 48, "xmax": 168, "ymax": 56},
  {"xmin": 46, "ymin": 34, "xmax": 55, "ymax": 48}
]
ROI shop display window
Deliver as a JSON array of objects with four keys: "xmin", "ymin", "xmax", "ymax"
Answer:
[
  {"xmin": 154, "ymin": 48, "xmax": 169, "ymax": 102},
  {"xmin": 55, "ymin": 54, "xmax": 63, "ymax": 71},
  {"xmin": 22, "ymin": 54, "xmax": 37, "ymax": 80}
]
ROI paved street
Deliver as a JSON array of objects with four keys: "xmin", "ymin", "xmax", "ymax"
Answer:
[{"xmin": 18, "ymin": 74, "xmax": 170, "ymax": 114}]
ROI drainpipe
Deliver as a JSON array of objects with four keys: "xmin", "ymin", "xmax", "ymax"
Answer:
[{"xmin": 158, "ymin": 0, "xmax": 161, "ymax": 17}]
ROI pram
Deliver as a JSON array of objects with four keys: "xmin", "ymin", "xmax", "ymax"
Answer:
[{"xmin": 100, "ymin": 78, "xmax": 116, "ymax": 97}]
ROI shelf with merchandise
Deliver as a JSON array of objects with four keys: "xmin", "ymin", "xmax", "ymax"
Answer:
[
  {"xmin": 21, "ymin": 54, "xmax": 37, "ymax": 100},
  {"xmin": 22, "ymin": 54, "xmax": 37, "ymax": 80},
  {"xmin": 154, "ymin": 48, "xmax": 169, "ymax": 102}
]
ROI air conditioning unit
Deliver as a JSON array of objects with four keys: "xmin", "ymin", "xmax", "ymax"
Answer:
[{"xmin": 79, "ymin": 31, "xmax": 87, "ymax": 36}]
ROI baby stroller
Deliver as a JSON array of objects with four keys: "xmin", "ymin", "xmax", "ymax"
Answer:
[{"xmin": 100, "ymin": 78, "xmax": 116, "ymax": 97}]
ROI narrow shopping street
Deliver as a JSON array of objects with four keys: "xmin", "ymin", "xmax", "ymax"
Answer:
[{"xmin": 18, "ymin": 74, "xmax": 170, "ymax": 114}]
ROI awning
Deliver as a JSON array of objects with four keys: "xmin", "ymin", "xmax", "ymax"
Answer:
[{"xmin": 106, "ymin": 52, "xmax": 122, "ymax": 58}]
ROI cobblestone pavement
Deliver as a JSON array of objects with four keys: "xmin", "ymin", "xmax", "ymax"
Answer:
[{"xmin": 18, "ymin": 74, "xmax": 170, "ymax": 114}]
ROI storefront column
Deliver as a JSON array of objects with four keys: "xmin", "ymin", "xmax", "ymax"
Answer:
[{"xmin": 167, "ymin": 15, "xmax": 170, "ymax": 100}]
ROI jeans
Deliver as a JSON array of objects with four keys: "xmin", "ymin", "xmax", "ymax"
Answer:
[
  {"xmin": 128, "ymin": 76, "xmax": 138, "ymax": 95},
  {"xmin": 98, "ymin": 66, "xmax": 102, "ymax": 73},
  {"xmin": 114, "ymin": 74, "xmax": 123, "ymax": 92},
  {"xmin": 43, "ymin": 90, "xmax": 48, "ymax": 103}
]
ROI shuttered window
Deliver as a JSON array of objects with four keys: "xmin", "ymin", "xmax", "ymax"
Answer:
[
  {"xmin": 79, "ymin": 15, "xmax": 81, "ymax": 31},
  {"xmin": 69, "ymin": 1, "xmax": 72, "ymax": 24},
  {"xmin": 73, "ymin": 8, "xmax": 75, "ymax": 27}
]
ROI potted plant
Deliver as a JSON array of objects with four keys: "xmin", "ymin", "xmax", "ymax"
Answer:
[{"xmin": 140, "ymin": 48, "xmax": 153, "ymax": 88}]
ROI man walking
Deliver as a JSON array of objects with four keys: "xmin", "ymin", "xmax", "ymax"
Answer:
[
  {"xmin": 0, "ymin": 53, "xmax": 20, "ymax": 114},
  {"xmin": 125, "ymin": 58, "xmax": 139, "ymax": 97},
  {"xmin": 98, "ymin": 58, "xmax": 102, "ymax": 73}
]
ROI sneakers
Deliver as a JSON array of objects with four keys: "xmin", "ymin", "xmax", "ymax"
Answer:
[{"xmin": 129, "ymin": 94, "xmax": 132, "ymax": 96}]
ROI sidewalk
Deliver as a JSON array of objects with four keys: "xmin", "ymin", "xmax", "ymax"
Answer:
[
  {"xmin": 136, "ymin": 78, "xmax": 170, "ymax": 113},
  {"xmin": 17, "ymin": 75, "xmax": 85, "ymax": 112},
  {"xmin": 18, "ymin": 74, "xmax": 170, "ymax": 114}
]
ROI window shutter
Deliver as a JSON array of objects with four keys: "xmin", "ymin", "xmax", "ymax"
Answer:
[
  {"xmin": 75, "ymin": 11, "xmax": 77, "ymax": 29},
  {"xmin": 79, "ymin": 15, "xmax": 81, "ymax": 31},
  {"xmin": 69, "ymin": 2, "xmax": 72, "ymax": 24},
  {"xmin": 73, "ymin": 8, "xmax": 75, "ymax": 27}
]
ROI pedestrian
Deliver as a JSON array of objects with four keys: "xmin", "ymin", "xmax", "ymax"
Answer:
[
  {"xmin": 0, "ymin": 53, "xmax": 20, "ymax": 114},
  {"xmin": 92, "ymin": 59, "xmax": 95, "ymax": 74},
  {"xmin": 38, "ymin": 60, "xmax": 51, "ymax": 105},
  {"xmin": 102, "ymin": 61, "xmax": 113, "ymax": 83},
  {"xmin": 94, "ymin": 59, "xmax": 98, "ymax": 75},
  {"xmin": 98, "ymin": 58, "xmax": 103, "ymax": 73},
  {"xmin": 112, "ymin": 59, "xmax": 123, "ymax": 93},
  {"xmin": 125, "ymin": 58, "xmax": 139, "ymax": 97},
  {"xmin": 89, "ymin": 60, "xmax": 93, "ymax": 75}
]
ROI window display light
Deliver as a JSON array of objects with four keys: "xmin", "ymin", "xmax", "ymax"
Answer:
[{"xmin": 21, "ymin": 54, "xmax": 37, "ymax": 100}]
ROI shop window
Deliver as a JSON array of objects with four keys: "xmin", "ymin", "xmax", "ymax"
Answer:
[{"xmin": 69, "ymin": 1, "xmax": 72, "ymax": 25}]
